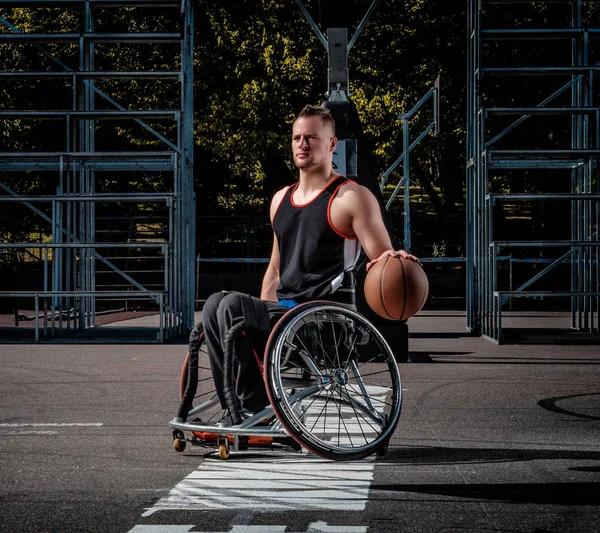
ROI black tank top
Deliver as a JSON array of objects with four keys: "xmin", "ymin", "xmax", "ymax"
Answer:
[{"xmin": 273, "ymin": 175, "xmax": 362, "ymax": 302}]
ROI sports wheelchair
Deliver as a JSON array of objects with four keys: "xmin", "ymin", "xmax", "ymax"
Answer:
[{"xmin": 169, "ymin": 300, "xmax": 402, "ymax": 461}]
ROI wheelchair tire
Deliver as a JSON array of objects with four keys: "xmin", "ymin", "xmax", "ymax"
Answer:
[{"xmin": 264, "ymin": 301, "xmax": 402, "ymax": 461}]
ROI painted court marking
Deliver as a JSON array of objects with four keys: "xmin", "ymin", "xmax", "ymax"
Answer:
[
  {"xmin": 143, "ymin": 456, "xmax": 375, "ymax": 516},
  {"xmin": 128, "ymin": 522, "xmax": 367, "ymax": 533},
  {"xmin": 0, "ymin": 423, "xmax": 103, "ymax": 427},
  {"xmin": 0, "ymin": 423, "xmax": 103, "ymax": 435}
]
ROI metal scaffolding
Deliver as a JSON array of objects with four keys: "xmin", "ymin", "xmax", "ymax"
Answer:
[
  {"xmin": 467, "ymin": 0, "xmax": 600, "ymax": 343},
  {"xmin": 0, "ymin": 0, "xmax": 195, "ymax": 342}
]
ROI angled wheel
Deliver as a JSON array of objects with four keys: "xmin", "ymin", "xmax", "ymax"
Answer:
[
  {"xmin": 179, "ymin": 331, "xmax": 224, "ymax": 425},
  {"xmin": 264, "ymin": 302, "xmax": 402, "ymax": 461}
]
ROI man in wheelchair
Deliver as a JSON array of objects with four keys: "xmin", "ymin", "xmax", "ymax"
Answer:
[{"xmin": 189, "ymin": 104, "xmax": 419, "ymax": 428}]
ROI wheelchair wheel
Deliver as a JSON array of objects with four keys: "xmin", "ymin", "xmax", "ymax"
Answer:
[
  {"xmin": 179, "ymin": 331, "xmax": 224, "ymax": 425},
  {"xmin": 264, "ymin": 301, "xmax": 402, "ymax": 461}
]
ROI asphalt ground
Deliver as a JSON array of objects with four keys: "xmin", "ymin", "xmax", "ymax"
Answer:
[{"xmin": 1, "ymin": 311, "xmax": 599, "ymax": 533}]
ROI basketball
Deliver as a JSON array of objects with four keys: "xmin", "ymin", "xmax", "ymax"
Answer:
[{"xmin": 364, "ymin": 255, "xmax": 429, "ymax": 320}]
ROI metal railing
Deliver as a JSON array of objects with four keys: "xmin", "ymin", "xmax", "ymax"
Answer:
[{"xmin": 379, "ymin": 77, "xmax": 440, "ymax": 254}]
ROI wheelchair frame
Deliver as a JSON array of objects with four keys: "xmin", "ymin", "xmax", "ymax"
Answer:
[{"xmin": 169, "ymin": 301, "xmax": 402, "ymax": 461}]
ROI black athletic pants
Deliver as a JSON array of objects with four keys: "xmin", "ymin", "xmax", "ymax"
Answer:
[{"xmin": 192, "ymin": 291, "xmax": 287, "ymax": 413}]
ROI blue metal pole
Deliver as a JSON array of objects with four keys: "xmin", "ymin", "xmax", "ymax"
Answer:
[{"xmin": 403, "ymin": 117, "xmax": 411, "ymax": 253}]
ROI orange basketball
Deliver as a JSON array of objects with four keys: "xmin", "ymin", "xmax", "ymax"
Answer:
[{"xmin": 364, "ymin": 255, "xmax": 429, "ymax": 320}]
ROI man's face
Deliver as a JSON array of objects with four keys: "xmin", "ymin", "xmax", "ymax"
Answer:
[{"xmin": 291, "ymin": 116, "xmax": 336, "ymax": 170}]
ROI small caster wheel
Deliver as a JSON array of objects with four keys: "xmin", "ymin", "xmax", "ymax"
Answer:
[
  {"xmin": 174, "ymin": 437, "xmax": 186, "ymax": 452},
  {"xmin": 217, "ymin": 437, "xmax": 230, "ymax": 459}
]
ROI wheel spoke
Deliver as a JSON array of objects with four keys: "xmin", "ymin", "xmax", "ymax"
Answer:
[
  {"xmin": 348, "ymin": 359, "xmax": 376, "ymax": 411},
  {"xmin": 287, "ymin": 328, "xmax": 325, "ymax": 378},
  {"xmin": 336, "ymin": 382, "xmax": 386, "ymax": 426},
  {"xmin": 306, "ymin": 388, "xmax": 333, "ymax": 433},
  {"xmin": 299, "ymin": 315, "xmax": 332, "ymax": 368},
  {"xmin": 341, "ymin": 383, "xmax": 381, "ymax": 436},
  {"xmin": 328, "ymin": 314, "xmax": 343, "ymax": 370},
  {"xmin": 315, "ymin": 312, "xmax": 341, "ymax": 369},
  {"xmin": 194, "ymin": 388, "xmax": 220, "ymax": 400},
  {"xmin": 284, "ymin": 383, "xmax": 324, "ymax": 405},
  {"xmin": 335, "ymin": 384, "xmax": 357, "ymax": 447},
  {"xmin": 339, "ymin": 386, "xmax": 368, "ymax": 446},
  {"xmin": 348, "ymin": 367, "xmax": 393, "ymax": 379},
  {"xmin": 279, "ymin": 351, "xmax": 310, "ymax": 374}
]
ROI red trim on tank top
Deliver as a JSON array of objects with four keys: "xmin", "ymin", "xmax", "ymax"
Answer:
[
  {"xmin": 289, "ymin": 175, "xmax": 341, "ymax": 207},
  {"xmin": 327, "ymin": 179, "xmax": 358, "ymax": 240}
]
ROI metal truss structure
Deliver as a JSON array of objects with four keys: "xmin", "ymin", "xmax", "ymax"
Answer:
[
  {"xmin": 0, "ymin": 0, "xmax": 194, "ymax": 342},
  {"xmin": 467, "ymin": 0, "xmax": 600, "ymax": 343}
]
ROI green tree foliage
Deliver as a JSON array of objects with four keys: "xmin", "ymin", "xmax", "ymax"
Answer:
[
  {"xmin": 192, "ymin": 0, "xmax": 467, "ymax": 217},
  {"xmin": 192, "ymin": 1, "xmax": 325, "ymax": 213}
]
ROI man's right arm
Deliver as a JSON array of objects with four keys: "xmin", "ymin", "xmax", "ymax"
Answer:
[
  {"xmin": 260, "ymin": 188, "xmax": 287, "ymax": 302},
  {"xmin": 260, "ymin": 235, "xmax": 280, "ymax": 302}
]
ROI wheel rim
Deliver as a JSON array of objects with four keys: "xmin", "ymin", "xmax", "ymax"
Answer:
[{"xmin": 266, "ymin": 303, "xmax": 402, "ymax": 459}]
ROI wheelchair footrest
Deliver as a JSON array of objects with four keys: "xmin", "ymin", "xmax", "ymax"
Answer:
[
  {"xmin": 192, "ymin": 430, "xmax": 273, "ymax": 446},
  {"xmin": 169, "ymin": 418, "xmax": 286, "ymax": 438}
]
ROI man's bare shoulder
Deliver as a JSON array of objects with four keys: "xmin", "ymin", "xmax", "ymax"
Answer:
[
  {"xmin": 269, "ymin": 184, "xmax": 293, "ymax": 219},
  {"xmin": 271, "ymin": 185, "xmax": 291, "ymax": 208},
  {"xmin": 338, "ymin": 179, "xmax": 373, "ymax": 194},
  {"xmin": 335, "ymin": 180, "xmax": 378, "ymax": 209},
  {"xmin": 272, "ymin": 185, "xmax": 291, "ymax": 202}
]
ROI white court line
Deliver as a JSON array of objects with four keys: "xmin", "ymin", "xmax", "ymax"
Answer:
[
  {"xmin": 128, "ymin": 527, "xmax": 195, "ymax": 533},
  {"xmin": 128, "ymin": 522, "xmax": 367, "ymax": 533},
  {"xmin": 143, "ymin": 457, "xmax": 375, "ymax": 516},
  {"xmin": 3, "ymin": 431, "xmax": 59, "ymax": 435},
  {"xmin": 0, "ymin": 423, "xmax": 103, "ymax": 427}
]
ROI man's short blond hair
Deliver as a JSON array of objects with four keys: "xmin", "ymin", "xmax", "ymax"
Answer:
[{"xmin": 295, "ymin": 105, "xmax": 336, "ymax": 136}]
